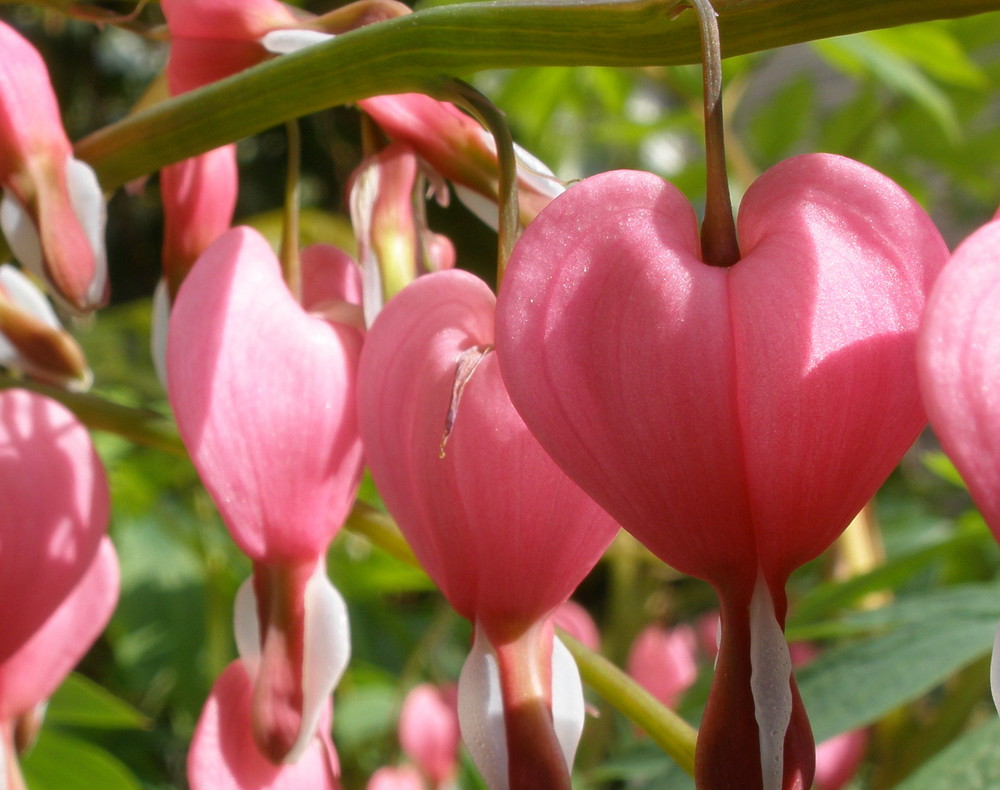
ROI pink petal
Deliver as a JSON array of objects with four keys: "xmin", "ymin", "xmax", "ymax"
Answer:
[
  {"xmin": 399, "ymin": 684, "xmax": 459, "ymax": 785},
  {"xmin": 814, "ymin": 729, "xmax": 868, "ymax": 790},
  {"xmin": 0, "ymin": 389, "xmax": 109, "ymax": 663},
  {"xmin": 167, "ymin": 226, "xmax": 363, "ymax": 562},
  {"xmin": 161, "ymin": 0, "xmax": 299, "ymax": 39},
  {"xmin": 552, "ymin": 600, "xmax": 600, "ymax": 653},
  {"xmin": 626, "ymin": 624, "xmax": 698, "ymax": 710},
  {"xmin": 357, "ymin": 269, "xmax": 619, "ymax": 630},
  {"xmin": 301, "ymin": 243, "xmax": 365, "ymax": 329},
  {"xmin": 188, "ymin": 660, "xmax": 341, "ymax": 790},
  {"xmin": 0, "ymin": 22, "xmax": 106, "ymax": 312},
  {"xmin": 0, "ymin": 538, "xmax": 118, "ymax": 720},
  {"xmin": 366, "ymin": 766, "xmax": 425, "ymax": 790},
  {"xmin": 496, "ymin": 154, "xmax": 947, "ymax": 591},
  {"xmin": 160, "ymin": 145, "xmax": 238, "ymax": 296},
  {"xmin": 919, "ymin": 219, "xmax": 1000, "ymax": 533}
]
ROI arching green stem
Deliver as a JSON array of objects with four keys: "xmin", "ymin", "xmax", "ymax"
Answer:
[{"xmin": 435, "ymin": 78, "xmax": 519, "ymax": 285}]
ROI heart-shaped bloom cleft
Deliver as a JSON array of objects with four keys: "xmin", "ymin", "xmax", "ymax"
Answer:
[
  {"xmin": 496, "ymin": 154, "xmax": 948, "ymax": 790},
  {"xmin": 0, "ymin": 21, "xmax": 107, "ymax": 314},
  {"xmin": 0, "ymin": 389, "xmax": 118, "ymax": 790},
  {"xmin": 168, "ymin": 227, "xmax": 363, "ymax": 766},
  {"xmin": 358, "ymin": 269, "xmax": 620, "ymax": 789},
  {"xmin": 917, "ymin": 216, "xmax": 1000, "ymax": 712}
]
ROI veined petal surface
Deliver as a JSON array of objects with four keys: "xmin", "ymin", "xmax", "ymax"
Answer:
[
  {"xmin": 167, "ymin": 227, "xmax": 363, "ymax": 563},
  {"xmin": 357, "ymin": 269, "xmax": 618, "ymax": 630}
]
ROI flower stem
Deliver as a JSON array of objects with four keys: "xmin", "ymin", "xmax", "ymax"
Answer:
[
  {"xmin": 685, "ymin": 0, "xmax": 740, "ymax": 267},
  {"xmin": 558, "ymin": 629, "xmax": 698, "ymax": 775},
  {"xmin": 436, "ymin": 78, "xmax": 519, "ymax": 285},
  {"xmin": 492, "ymin": 620, "xmax": 572, "ymax": 790}
]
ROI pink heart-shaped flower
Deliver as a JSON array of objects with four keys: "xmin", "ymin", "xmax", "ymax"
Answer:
[{"xmin": 496, "ymin": 153, "xmax": 947, "ymax": 789}]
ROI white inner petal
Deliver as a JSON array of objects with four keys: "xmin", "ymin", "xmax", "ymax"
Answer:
[
  {"xmin": 232, "ymin": 564, "xmax": 352, "ymax": 764},
  {"xmin": 286, "ymin": 563, "xmax": 351, "ymax": 763},
  {"xmin": 0, "ymin": 264, "xmax": 60, "ymax": 328},
  {"xmin": 150, "ymin": 278, "xmax": 170, "ymax": 390},
  {"xmin": 0, "ymin": 191, "xmax": 43, "ymax": 280},
  {"xmin": 749, "ymin": 572, "xmax": 793, "ymax": 790},
  {"xmin": 233, "ymin": 575, "xmax": 261, "ymax": 676},
  {"xmin": 458, "ymin": 625, "xmax": 508, "ymax": 790},
  {"xmin": 262, "ymin": 29, "xmax": 335, "ymax": 55},
  {"xmin": 65, "ymin": 157, "xmax": 108, "ymax": 306},
  {"xmin": 457, "ymin": 625, "xmax": 583, "ymax": 790},
  {"xmin": 551, "ymin": 635, "xmax": 585, "ymax": 771},
  {"xmin": 452, "ymin": 184, "xmax": 500, "ymax": 232},
  {"xmin": 347, "ymin": 161, "xmax": 384, "ymax": 327},
  {"xmin": 990, "ymin": 620, "xmax": 1000, "ymax": 715}
]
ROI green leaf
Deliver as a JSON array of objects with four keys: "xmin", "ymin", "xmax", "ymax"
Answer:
[
  {"xmin": 813, "ymin": 33, "xmax": 961, "ymax": 141},
  {"xmin": 788, "ymin": 530, "xmax": 989, "ymax": 630},
  {"xmin": 893, "ymin": 718, "xmax": 1000, "ymax": 790},
  {"xmin": 923, "ymin": 450, "xmax": 969, "ymax": 489},
  {"xmin": 45, "ymin": 674, "xmax": 149, "ymax": 730},
  {"xmin": 20, "ymin": 730, "xmax": 141, "ymax": 790},
  {"xmin": 797, "ymin": 583, "xmax": 1000, "ymax": 742},
  {"xmin": 867, "ymin": 23, "xmax": 989, "ymax": 89}
]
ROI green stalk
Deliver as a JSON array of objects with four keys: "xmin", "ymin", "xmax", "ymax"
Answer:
[
  {"xmin": 75, "ymin": 0, "xmax": 1000, "ymax": 190},
  {"xmin": 437, "ymin": 78, "xmax": 519, "ymax": 284},
  {"xmin": 559, "ymin": 630, "xmax": 698, "ymax": 776}
]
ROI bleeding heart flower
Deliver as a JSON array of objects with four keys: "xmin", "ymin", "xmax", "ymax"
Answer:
[
  {"xmin": 496, "ymin": 154, "xmax": 947, "ymax": 790},
  {"xmin": 917, "ymin": 216, "xmax": 1000, "ymax": 711},
  {"xmin": 626, "ymin": 624, "xmax": 698, "ymax": 711},
  {"xmin": 168, "ymin": 226, "xmax": 363, "ymax": 763},
  {"xmin": 399, "ymin": 684, "xmax": 459, "ymax": 788},
  {"xmin": 0, "ymin": 390, "xmax": 117, "ymax": 790},
  {"xmin": 358, "ymin": 269, "xmax": 619, "ymax": 788},
  {"xmin": 0, "ymin": 389, "xmax": 111, "ymax": 664},
  {"xmin": 188, "ymin": 659, "xmax": 342, "ymax": 790},
  {"xmin": 0, "ymin": 21, "xmax": 107, "ymax": 313},
  {"xmin": 152, "ymin": 144, "xmax": 239, "ymax": 386},
  {"xmin": 349, "ymin": 141, "xmax": 456, "ymax": 324}
]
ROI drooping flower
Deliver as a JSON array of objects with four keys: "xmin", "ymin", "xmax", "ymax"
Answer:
[
  {"xmin": 0, "ymin": 389, "xmax": 118, "ymax": 790},
  {"xmin": 399, "ymin": 684, "xmax": 459, "ymax": 788},
  {"xmin": 917, "ymin": 216, "xmax": 1000, "ymax": 711},
  {"xmin": 496, "ymin": 154, "xmax": 947, "ymax": 789},
  {"xmin": 626, "ymin": 624, "xmax": 698, "ymax": 711},
  {"xmin": 0, "ymin": 21, "xmax": 107, "ymax": 314},
  {"xmin": 188, "ymin": 659, "xmax": 342, "ymax": 790},
  {"xmin": 168, "ymin": 227, "xmax": 363, "ymax": 765},
  {"xmin": 0, "ymin": 389, "xmax": 111, "ymax": 663},
  {"xmin": 358, "ymin": 269, "xmax": 619, "ymax": 789}
]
